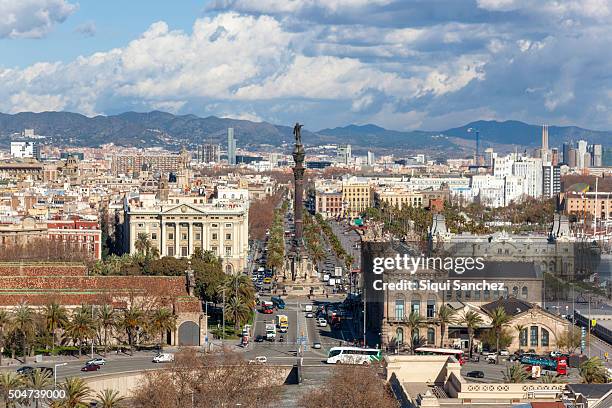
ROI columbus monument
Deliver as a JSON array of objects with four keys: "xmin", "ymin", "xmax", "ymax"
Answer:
[{"xmin": 289, "ymin": 122, "xmax": 308, "ymax": 281}]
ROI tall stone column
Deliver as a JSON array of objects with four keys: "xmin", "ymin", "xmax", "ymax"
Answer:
[
  {"xmin": 160, "ymin": 220, "xmax": 165, "ymax": 256},
  {"xmin": 175, "ymin": 223, "xmax": 180, "ymax": 258}
]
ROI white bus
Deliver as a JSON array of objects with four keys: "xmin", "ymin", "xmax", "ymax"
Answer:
[
  {"xmin": 414, "ymin": 347, "xmax": 465, "ymax": 365},
  {"xmin": 326, "ymin": 347, "xmax": 382, "ymax": 365}
]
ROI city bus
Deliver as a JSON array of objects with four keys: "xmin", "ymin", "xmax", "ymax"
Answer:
[
  {"xmin": 326, "ymin": 347, "xmax": 382, "ymax": 365},
  {"xmin": 414, "ymin": 347, "xmax": 466, "ymax": 365}
]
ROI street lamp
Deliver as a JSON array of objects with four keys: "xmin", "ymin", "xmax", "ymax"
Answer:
[{"xmin": 54, "ymin": 362, "xmax": 67, "ymax": 388}]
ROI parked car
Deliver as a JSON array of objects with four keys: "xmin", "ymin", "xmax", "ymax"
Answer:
[
  {"xmin": 16, "ymin": 366, "xmax": 34, "ymax": 376},
  {"xmin": 81, "ymin": 364, "xmax": 101, "ymax": 372},
  {"xmin": 249, "ymin": 356, "xmax": 267, "ymax": 364},
  {"xmin": 317, "ymin": 318, "xmax": 327, "ymax": 327},
  {"xmin": 86, "ymin": 358, "xmax": 106, "ymax": 366},
  {"xmin": 152, "ymin": 353, "xmax": 175, "ymax": 363},
  {"xmin": 499, "ymin": 349, "xmax": 510, "ymax": 356},
  {"xmin": 313, "ymin": 342, "xmax": 322, "ymax": 349},
  {"xmin": 466, "ymin": 370, "xmax": 484, "ymax": 378}
]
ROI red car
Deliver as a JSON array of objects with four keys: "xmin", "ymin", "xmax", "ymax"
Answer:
[{"xmin": 81, "ymin": 364, "xmax": 101, "ymax": 372}]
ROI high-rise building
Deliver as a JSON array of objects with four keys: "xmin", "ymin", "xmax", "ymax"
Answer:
[
  {"xmin": 10, "ymin": 141, "xmax": 40, "ymax": 160},
  {"xmin": 551, "ymin": 148, "xmax": 559, "ymax": 166},
  {"xmin": 562, "ymin": 142, "xmax": 571, "ymax": 165},
  {"xmin": 337, "ymin": 144, "xmax": 352, "ymax": 165},
  {"xmin": 484, "ymin": 148, "xmax": 495, "ymax": 167},
  {"xmin": 227, "ymin": 128, "xmax": 236, "ymax": 165},
  {"xmin": 367, "ymin": 151, "xmax": 375, "ymax": 166},
  {"xmin": 567, "ymin": 148, "xmax": 577, "ymax": 168},
  {"xmin": 542, "ymin": 164, "xmax": 561, "ymax": 198},
  {"xmin": 577, "ymin": 140, "xmax": 588, "ymax": 168},
  {"xmin": 198, "ymin": 144, "xmax": 220, "ymax": 163},
  {"xmin": 541, "ymin": 125, "xmax": 549, "ymax": 151},
  {"xmin": 589, "ymin": 144, "xmax": 603, "ymax": 167}
]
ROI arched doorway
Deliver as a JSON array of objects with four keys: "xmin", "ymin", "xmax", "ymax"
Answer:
[
  {"xmin": 178, "ymin": 321, "xmax": 199, "ymax": 346},
  {"xmin": 225, "ymin": 263, "xmax": 233, "ymax": 274}
]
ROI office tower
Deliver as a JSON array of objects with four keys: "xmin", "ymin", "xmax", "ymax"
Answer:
[
  {"xmin": 484, "ymin": 148, "xmax": 495, "ymax": 167},
  {"xmin": 227, "ymin": 128, "xmax": 236, "ymax": 165},
  {"xmin": 366, "ymin": 151, "xmax": 375, "ymax": 166},
  {"xmin": 551, "ymin": 148, "xmax": 559, "ymax": 166},
  {"xmin": 337, "ymin": 144, "xmax": 352, "ymax": 165},
  {"xmin": 589, "ymin": 144, "xmax": 603, "ymax": 167},
  {"xmin": 577, "ymin": 140, "xmax": 587, "ymax": 168},
  {"xmin": 541, "ymin": 125, "xmax": 549, "ymax": 151},
  {"xmin": 567, "ymin": 148, "xmax": 577, "ymax": 168},
  {"xmin": 562, "ymin": 142, "xmax": 571, "ymax": 165},
  {"xmin": 198, "ymin": 143, "xmax": 220, "ymax": 163},
  {"xmin": 10, "ymin": 141, "xmax": 37, "ymax": 159}
]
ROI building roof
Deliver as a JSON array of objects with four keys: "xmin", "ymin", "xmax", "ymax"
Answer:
[
  {"xmin": 567, "ymin": 384, "xmax": 612, "ymax": 399},
  {"xmin": 459, "ymin": 261, "xmax": 542, "ymax": 279},
  {"xmin": 481, "ymin": 298, "xmax": 534, "ymax": 317}
]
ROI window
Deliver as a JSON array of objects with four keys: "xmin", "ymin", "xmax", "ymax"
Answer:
[
  {"xmin": 225, "ymin": 246, "xmax": 232, "ymax": 256},
  {"xmin": 426, "ymin": 299, "xmax": 436, "ymax": 318},
  {"xmin": 521, "ymin": 286, "xmax": 528, "ymax": 299},
  {"xmin": 212, "ymin": 223, "xmax": 218, "ymax": 228},
  {"xmin": 225, "ymin": 223, "xmax": 232, "ymax": 227},
  {"xmin": 427, "ymin": 328, "xmax": 435, "ymax": 345},
  {"xmin": 512, "ymin": 286, "xmax": 519, "ymax": 297},
  {"xmin": 167, "ymin": 247, "xmax": 174, "ymax": 257},
  {"xmin": 456, "ymin": 290, "xmax": 462, "ymax": 300},
  {"xmin": 212, "ymin": 233, "xmax": 218, "ymax": 240},
  {"xmin": 151, "ymin": 233, "xmax": 157, "ymax": 240},
  {"xmin": 530, "ymin": 326, "xmax": 539, "ymax": 347},
  {"xmin": 396, "ymin": 328, "xmax": 404, "ymax": 345},
  {"xmin": 195, "ymin": 233, "xmax": 201, "ymax": 240},
  {"xmin": 520, "ymin": 328, "xmax": 528, "ymax": 347},
  {"xmin": 474, "ymin": 290, "xmax": 481, "ymax": 300},
  {"xmin": 465, "ymin": 290, "xmax": 471, "ymax": 300},
  {"xmin": 211, "ymin": 246, "xmax": 217, "ymax": 255},
  {"xmin": 226, "ymin": 233, "xmax": 232, "ymax": 240},
  {"xmin": 541, "ymin": 329, "xmax": 549, "ymax": 347},
  {"xmin": 168, "ymin": 233, "xmax": 174, "ymax": 240},
  {"xmin": 181, "ymin": 233, "xmax": 187, "ymax": 240},
  {"xmin": 395, "ymin": 299, "xmax": 404, "ymax": 320},
  {"xmin": 411, "ymin": 299, "xmax": 420, "ymax": 315},
  {"xmin": 483, "ymin": 289, "xmax": 490, "ymax": 300},
  {"xmin": 181, "ymin": 247, "xmax": 188, "ymax": 257}
]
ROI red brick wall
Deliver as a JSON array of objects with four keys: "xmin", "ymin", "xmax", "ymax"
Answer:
[{"xmin": 0, "ymin": 264, "xmax": 87, "ymax": 277}]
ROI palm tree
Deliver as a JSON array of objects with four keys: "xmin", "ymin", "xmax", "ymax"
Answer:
[
  {"xmin": 13, "ymin": 303, "xmax": 36, "ymax": 362},
  {"xmin": 97, "ymin": 305, "xmax": 115, "ymax": 356},
  {"xmin": 405, "ymin": 311, "xmax": 425, "ymax": 353},
  {"xmin": 489, "ymin": 307, "xmax": 511, "ymax": 364},
  {"xmin": 96, "ymin": 389, "xmax": 126, "ymax": 408},
  {"xmin": 65, "ymin": 307, "xmax": 95, "ymax": 358},
  {"xmin": 119, "ymin": 305, "xmax": 144, "ymax": 355},
  {"xmin": 225, "ymin": 296, "xmax": 252, "ymax": 331},
  {"xmin": 460, "ymin": 310, "xmax": 483, "ymax": 359},
  {"xmin": 60, "ymin": 377, "xmax": 91, "ymax": 408},
  {"xmin": 148, "ymin": 308, "xmax": 176, "ymax": 351},
  {"xmin": 503, "ymin": 363, "xmax": 528, "ymax": 383},
  {"xmin": 44, "ymin": 302, "xmax": 68, "ymax": 351},
  {"xmin": 437, "ymin": 305, "xmax": 456, "ymax": 348},
  {"xmin": 134, "ymin": 233, "xmax": 151, "ymax": 256},
  {"xmin": 0, "ymin": 309, "xmax": 12, "ymax": 366},
  {"xmin": 579, "ymin": 357, "xmax": 608, "ymax": 383},
  {"xmin": 25, "ymin": 369, "xmax": 53, "ymax": 408},
  {"xmin": 513, "ymin": 324, "xmax": 526, "ymax": 351},
  {"xmin": 0, "ymin": 372, "xmax": 22, "ymax": 408},
  {"xmin": 540, "ymin": 373, "xmax": 561, "ymax": 383}
]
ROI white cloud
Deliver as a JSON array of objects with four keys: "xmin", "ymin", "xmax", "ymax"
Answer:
[
  {"xmin": 9, "ymin": 91, "xmax": 66, "ymax": 113},
  {"xmin": 208, "ymin": 0, "xmax": 393, "ymax": 14},
  {"xmin": 0, "ymin": 0, "xmax": 77, "ymax": 39}
]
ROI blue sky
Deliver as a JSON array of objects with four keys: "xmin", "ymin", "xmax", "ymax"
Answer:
[{"xmin": 0, "ymin": 0, "xmax": 611, "ymax": 131}]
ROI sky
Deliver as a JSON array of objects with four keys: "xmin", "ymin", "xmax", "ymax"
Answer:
[{"xmin": 0, "ymin": 0, "xmax": 611, "ymax": 131}]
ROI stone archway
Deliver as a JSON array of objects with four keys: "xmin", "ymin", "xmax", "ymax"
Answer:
[{"xmin": 178, "ymin": 321, "xmax": 200, "ymax": 346}]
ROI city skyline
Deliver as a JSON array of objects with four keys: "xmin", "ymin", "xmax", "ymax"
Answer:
[{"xmin": 0, "ymin": 1, "xmax": 611, "ymax": 131}]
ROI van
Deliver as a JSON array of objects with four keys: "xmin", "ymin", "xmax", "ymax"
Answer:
[{"xmin": 304, "ymin": 304, "xmax": 313, "ymax": 312}]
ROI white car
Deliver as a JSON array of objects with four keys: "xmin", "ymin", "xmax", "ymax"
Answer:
[
  {"xmin": 86, "ymin": 357, "xmax": 106, "ymax": 366},
  {"xmin": 317, "ymin": 318, "xmax": 327, "ymax": 327},
  {"xmin": 152, "ymin": 353, "xmax": 174, "ymax": 363},
  {"xmin": 249, "ymin": 356, "xmax": 267, "ymax": 364},
  {"xmin": 499, "ymin": 349, "xmax": 510, "ymax": 356}
]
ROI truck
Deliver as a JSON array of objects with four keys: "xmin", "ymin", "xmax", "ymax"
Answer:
[
  {"xmin": 276, "ymin": 315, "xmax": 289, "ymax": 333},
  {"xmin": 265, "ymin": 323, "xmax": 276, "ymax": 341}
]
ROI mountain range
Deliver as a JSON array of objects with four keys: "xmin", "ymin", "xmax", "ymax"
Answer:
[{"xmin": 0, "ymin": 111, "xmax": 610, "ymax": 155}]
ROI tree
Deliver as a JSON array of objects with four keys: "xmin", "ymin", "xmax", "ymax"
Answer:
[
  {"xmin": 437, "ymin": 305, "xmax": 456, "ymax": 348},
  {"xmin": 119, "ymin": 305, "xmax": 145, "ymax": 355},
  {"xmin": 59, "ymin": 377, "xmax": 91, "ymax": 408},
  {"xmin": 0, "ymin": 309, "xmax": 12, "ymax": 366},
  {"xmin": 503, "ymin": 363, "xmax": 528, "ymax": 383},
  {"xmin": 134, "ymin": 233, "xmax": 152, "ymax": 256},
  {"xmin": 0, "ymin": 372, "xmax": 22, "ymax": 408},
  {"xmin": 579, "ymin": 357, "xmax": 609, "ymax": 383},
  {"xmin": 65, "ymin": 307, "xmax": 96, "ymax": 357},
  {"xmin": 96, "ymin": 389, "xmax": 126, "ymax": 408},
  {"xmin": 97, "ymin": 305, "xmax": 116, "ymax": 356},
  {"xmin": 149, "ymin": 308, "xmax": 176, "ymax": 351},
  {"xmin": 131, "ymin": 350, "xmax": 282, "ymax": 408},
  {"xmin": 44, "ymin": 302, "xmax": 69, "ymax": 351},
  {"xmin": 556, "ymin": 327, "xmax": 581, "ymax": 354},
  {"xmin": 460, "ymin": 311, "xmax": 483, "ymax": 359},
  {"xmin": 489, "ymin": 307, "xmax": 511, "ymax": 363},
  {"xmin": 405, "ymin": 311, "xmax": 425, "ymax": 353},
  {"xmin": 299, "ymin": 365, "xmax": 397, "ymax": 408},
  {"xmin": 13, "ymin": 302, "xmax": 37, "ymax": 361},
  {"xmin": 224, "ymin": 296, "xmax": 251, "ymax": 331},
  {"xmin": 24, "ymin": 368, "xmax": 53, "ymax": 408}
]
